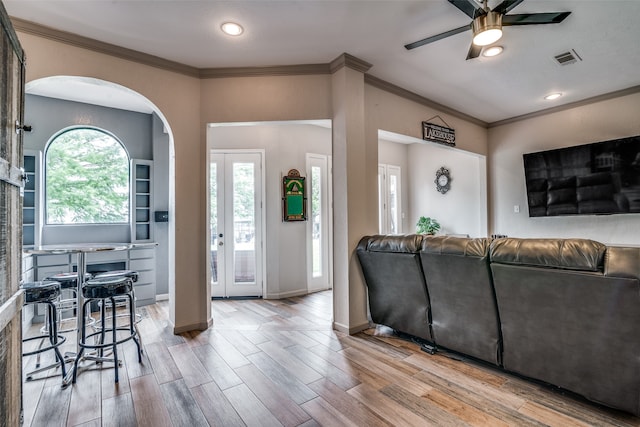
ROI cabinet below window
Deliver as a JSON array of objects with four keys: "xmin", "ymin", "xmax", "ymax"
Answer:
[{"xmin": 28, "ymin": 246, "xmax": 157, "ymax": 322}]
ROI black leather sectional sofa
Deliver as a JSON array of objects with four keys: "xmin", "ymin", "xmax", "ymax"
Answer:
[{"xmin": 357, "ymin": 235, "xmax": 640, "ymax": 415}]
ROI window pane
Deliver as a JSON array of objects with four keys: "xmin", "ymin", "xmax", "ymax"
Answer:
[
  {"xmin": 311, "ymin": 166, "xmax": 322, "ymax": 277},
  {"xmin": 233, "ymin": 162, "xmax": 255, "ymax": 283},
  {"xmin": 210, "ymin": 162, "xmax": 218, "ymax": 284},
  {"xmin": 389, "ymin": 175, "xmax": 398, "ymax": 234},
  {"xmin": 46, "ymin": 128, "xmax": 129, "ymax": 224}
]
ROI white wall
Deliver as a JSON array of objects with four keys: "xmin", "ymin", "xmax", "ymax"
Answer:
[
  {"xmin": 207, "ymin": 122, "xmax": 331, "ymax": 298},
  {"xmin": 408, "ymin": 141, "xmax": 487, "ymax": 237},
  {"xmin": 378, "ymin": 132, "xmax": 488, "ymax": 238},
  {"xmin": 488, "ymin": 92, "xmax": 640, "ymax": 245}
]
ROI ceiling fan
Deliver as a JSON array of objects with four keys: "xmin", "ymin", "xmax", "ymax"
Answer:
[{"xmin": 405, "ymin": 0, "xmax": 571, "ymax": 60}]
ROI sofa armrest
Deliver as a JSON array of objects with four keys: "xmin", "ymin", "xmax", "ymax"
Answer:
[
  {"xmin": 605, "ymin": 246, "xmax": 640, "ymax": 279},
  {"xmin": 357, "ymin": 234, "xmax": 423, "ymax": 253}
]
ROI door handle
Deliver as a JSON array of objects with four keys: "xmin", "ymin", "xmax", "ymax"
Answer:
[{"xmin": 219, "ymin": 242, "xmax": 224, "ymax": 246}]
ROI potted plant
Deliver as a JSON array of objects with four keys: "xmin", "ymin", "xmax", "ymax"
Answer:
[{"xmin": 416, "ymin": 216, "xmax": 440, "ymax": 235}]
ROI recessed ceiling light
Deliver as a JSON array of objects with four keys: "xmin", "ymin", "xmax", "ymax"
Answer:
[
  {"xmin": 221, "ymin": 22, "xmax": 243, "ymax": 36},
  {"xmin": 544, "ymin": 92, "xmax": 563, "ymax": 100},
  {"xmin": 482, "ymin": 46, "xmax": 503, "ymax": 57}
]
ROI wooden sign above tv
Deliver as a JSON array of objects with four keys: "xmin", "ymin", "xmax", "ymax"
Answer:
[{"xmin": 422, "ymin": 122, "xmax": 456, "ymax": 147}]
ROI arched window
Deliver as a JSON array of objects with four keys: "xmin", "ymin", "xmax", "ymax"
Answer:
[{"xmin": 45, "ymin": 127, "xmax": 130, "ymax": 224}]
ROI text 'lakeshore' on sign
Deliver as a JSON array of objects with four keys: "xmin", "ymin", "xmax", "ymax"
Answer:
[{"xmin": 422, "ymin": 122, "xmax": 456, "ymax": 147}]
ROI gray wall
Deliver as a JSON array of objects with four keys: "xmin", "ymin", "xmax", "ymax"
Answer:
[
  {"xmin": 152, "ymin": 113, "xmax": 170, "ymax": 295},
  {"xmin": 24, "ymin": 94, "xmax": 153, "ymax": 244},
  {"xmin": 23, "ymin": 95, "xmax": 169, "ymax": 294},
  {"xmin": 25, "ymin": 94, "xmax": 152, "ymax": 159}
]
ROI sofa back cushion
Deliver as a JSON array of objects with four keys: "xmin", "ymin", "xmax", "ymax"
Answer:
[
  {"xmin": 357, "ymin": 235, "xmax": 433, "ymax": 341},
  {"xmin": 420, "ymin": 236, "xmax": 501, "ymax": 365},
  {"xmin": 490, "ymin": 238, "xmax": 605, "ymax": 272}
]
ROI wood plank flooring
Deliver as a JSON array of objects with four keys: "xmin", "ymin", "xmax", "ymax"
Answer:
[{"xmin": 23, "ymin": 291, "xmax": 640, "ymax": 426}]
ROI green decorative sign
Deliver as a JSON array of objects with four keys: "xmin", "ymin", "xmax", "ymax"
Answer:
[{"xmin": 283, "ymin": 169, "xmax": 306, "ymax": 221}]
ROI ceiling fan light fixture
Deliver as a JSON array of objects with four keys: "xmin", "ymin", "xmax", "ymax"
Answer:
[
  {"xmin": 472, "ymin": 12, "xmax": 503, "ymax": 46},
  {"xmin": 221, "ymin": 22, "xmax": 244, "ymax": 36},
  {"xmin": 482, "ymin": 46, "xmax": 503, "ymax": 57}
]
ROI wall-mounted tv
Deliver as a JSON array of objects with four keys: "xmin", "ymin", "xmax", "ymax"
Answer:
[{"xmin": 523, "ymin": 135, "xmax": 640, "ymax": 217}]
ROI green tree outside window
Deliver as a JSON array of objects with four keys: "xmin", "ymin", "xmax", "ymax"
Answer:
[{"xmin": 46, "ymin": 128, "xmax": 129, "ymax": 224}]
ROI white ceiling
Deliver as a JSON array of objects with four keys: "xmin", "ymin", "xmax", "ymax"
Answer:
[{"xmin": 6, "ymin": 0, "xmax": 640, "ymax": 124}]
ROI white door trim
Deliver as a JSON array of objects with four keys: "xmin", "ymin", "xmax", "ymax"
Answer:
[{"xmin": 206, "ymin": 148, "xmax": 266, "ymax": 298}]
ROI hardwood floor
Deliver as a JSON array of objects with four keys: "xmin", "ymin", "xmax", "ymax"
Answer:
[{"xmin": 23, "ymin": 291, "xmax": 640, "ymax": 426}]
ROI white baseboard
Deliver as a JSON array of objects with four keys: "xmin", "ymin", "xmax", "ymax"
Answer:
[
  {"xmin": 173, "ymin": 318, "xmax": 212, "ymax": 334},
  {"xmin": 264, "ymin": 288, "xmax": 308, "ymax": 299},
  {"xmin": 155, "ymin": 293, "xmax": 169, "ymax": 301},
  {"xmin": 333, "ymin": 320, "xmax": 370, "ymax": 335}
]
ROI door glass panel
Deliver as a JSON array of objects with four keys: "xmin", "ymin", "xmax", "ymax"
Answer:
[
  {"xmin": 311, "ymin": 166, "xmax": 322, "ymax": 278},
  {"xmin": 233, "ymin": 162, "xmax": 255, "ymax": 284},
  {"xmin": 378, "ymin": 166, "xmax": 385, "ymax": 233},
  {"xmin": 210, "ymin": 162, "xmax": 218, "ymax": 285},
  {"xmin": 389, "ymin": 174, "xmax": 398, "ymax": 234}
]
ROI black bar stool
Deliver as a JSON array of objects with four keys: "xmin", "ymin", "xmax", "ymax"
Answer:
[
  {"xmin": 94, "ymin": 270, "xmax": 138, "ymax": 283},
  {"xmin": 21, "ymin": 281, "xmax": 67, "ymax": 383},
  {"xmin": 44, "ymin": 272, "xmax": 94, "ymax": 332},
  {"xmin": 72, "ymin": 276, "xmax": 142, "ymax": 384},
  {"xmin": 93, "ymin": 270, "xmax": 142, "ymax": 326}
]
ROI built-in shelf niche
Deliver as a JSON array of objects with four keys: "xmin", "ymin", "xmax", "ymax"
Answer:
[
  {"xmin": 22, "ymin": 151, "xmax": 40, "ymax": 248},
  {"xmin": 131, "ymin": 159, "xmax": 153, "ymax": 242}
]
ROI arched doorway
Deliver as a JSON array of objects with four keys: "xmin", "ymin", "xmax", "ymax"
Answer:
[{"xmin": 24, "ymin": 75, "xmax": 175, "ymax": 317}]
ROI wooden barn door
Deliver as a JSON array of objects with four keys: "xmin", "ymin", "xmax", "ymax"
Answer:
[{"xmin": 0, "ymin": 2, "xmax": 26, "ymax": 425}]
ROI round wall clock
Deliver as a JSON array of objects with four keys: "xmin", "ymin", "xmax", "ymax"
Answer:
[{"xmin": 434, "ymin": 167, "xmax": 451, "ymax": 194}]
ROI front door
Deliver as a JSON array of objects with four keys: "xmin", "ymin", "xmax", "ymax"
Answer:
[{"xmin": 209, "ymin": 151, "xmax": 263, "ymax": 297}]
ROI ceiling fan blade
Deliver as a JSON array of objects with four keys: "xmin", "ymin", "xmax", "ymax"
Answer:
[
  {"xmin": 503, "ymin": 12, "xmax": 571, "ymax": 26},
  {"xmin": 466, "ymin": 43, "xmax": 482, "ymax": 60},
  {"xmin": 447, "ymin": 0, "xmax": 485, "ymax": 19},
  {"xmin": 492, "ymin": 0, "xmax": 525, "ymax": 15},
  {"xmin": 404, "ymin": 25, "xmax": 470, "ymax": 50}
]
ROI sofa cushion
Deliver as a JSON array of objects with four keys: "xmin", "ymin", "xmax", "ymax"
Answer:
[
  {"xmin": 605, "ymin": 246, "xmax": 640, "ymax": 279},
  {"xmin": 421, "ymin": 235, "xmax": 489, "ymax": 257},
  {"xmin": 357, "ymin": 235, "xmax": 432, "ymax": 341},
  {"xmin": 490, "ymin": 238, "xmax": 606, "ymax": 272},
  {"xmin": 420, "ymin": 236, "xmax": 501, "ymax": 365},
  {"xmin": 357, "ymin": 234, "xmax": 423, "ymax": 253}
]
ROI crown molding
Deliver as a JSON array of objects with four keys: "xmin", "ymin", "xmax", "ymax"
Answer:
[
  {"xmin": 1, "ymin": 4, "xmax": 24, "ymax": 62},
  {"xmin": 12, "ymin": 17, "xmax": 640, "ymax": 129},
  {"xmin": 11, "ymin": 17, "xmax": 200, "ymax": 77},
  {"xmin": 365, "ymin": 74, "xmax": 487, "ymax": 128},
  {"xmin": 329, "ymin": 53, "xmax": 372, "ymax": 74},
  {"xmin": 199, "ymin": 63, "xmax": 330, "ymax": 78},
  {"xmin": 11, "ymin": 17, "xmax": 490, "ymax": 127},
  {"xmin": 489, "ymin": 84, "xmax": 640, "ymax": 128}
]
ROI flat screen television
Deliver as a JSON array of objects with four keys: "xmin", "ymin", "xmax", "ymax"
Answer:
[{"xmin": 523, "ymin": 135, "xmax": 640, "ymax": 217}]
